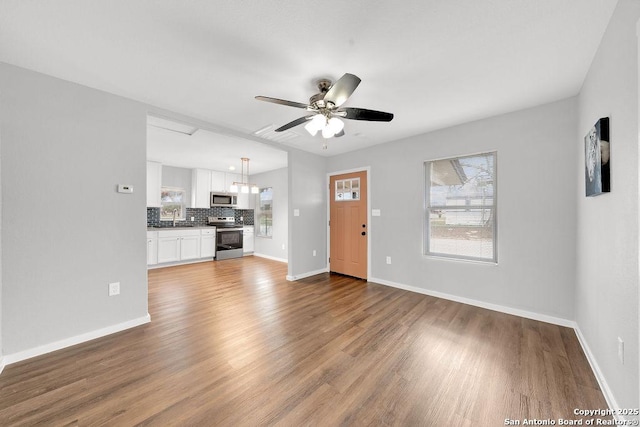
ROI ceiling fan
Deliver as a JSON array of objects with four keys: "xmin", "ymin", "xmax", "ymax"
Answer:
[{"xmin": 255, "ymin": 73, "xmax": 394, "ymax": 139}]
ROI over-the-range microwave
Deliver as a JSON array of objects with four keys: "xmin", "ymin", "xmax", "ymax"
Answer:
[{"xmin": 210, "ymin": 192, "xmax": 237, "ymax": 208}]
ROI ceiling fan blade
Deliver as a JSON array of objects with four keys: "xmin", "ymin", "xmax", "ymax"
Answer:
[
  {"xmin": 324, "ymin": 73, "xmax": 361, "ymax": 107},
  {"xmin": 275, "ymin": 115, "xmax": 314, "ymax": 132},
  {"xmin": 338, "ymin": 107, "xmax": 394, "ymax": 122},
  {"xmin": 255, "ymin": 96, "xmax": 309, "ymax": 109}
]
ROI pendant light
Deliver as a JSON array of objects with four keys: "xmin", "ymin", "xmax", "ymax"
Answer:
[{"xmin": 230, "ymin": 158, "xmax": 259, "ymax": 194}]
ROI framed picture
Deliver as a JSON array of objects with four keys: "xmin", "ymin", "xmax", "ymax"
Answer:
[{"xmin": 584, "ymin": 117, "xmax": 610, "ymax": 197}]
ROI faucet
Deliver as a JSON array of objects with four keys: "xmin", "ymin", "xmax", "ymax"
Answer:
[{"xmin": 172, "ymin": 209, "xmax": 178, "ymax": 227}]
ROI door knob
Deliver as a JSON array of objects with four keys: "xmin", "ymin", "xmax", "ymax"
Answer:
[
  {"xmin": 362, "ymin": 224, "xmax": 366, "ymax": 228},
  {"xmin": 361, "ymin": 231, "xmax": 366, "ymax": 236}
]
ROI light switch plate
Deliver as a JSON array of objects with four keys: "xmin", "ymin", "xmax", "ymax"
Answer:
[
  {"xmin": 293, "ymin": 209, "xmax": 300, "ymax": 217},
  {"xmin": 109, "ymin": 282, "xmax": 120, "ymax": 296},
  {"xmin": 372, "ymin": 209, "xmax": 381, "ymax": 216}
]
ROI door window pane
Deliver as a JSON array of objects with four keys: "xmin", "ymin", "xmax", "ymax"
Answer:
[{"xmin": 335, "ymin": 178, "xmax": 360, "ymax": 201}]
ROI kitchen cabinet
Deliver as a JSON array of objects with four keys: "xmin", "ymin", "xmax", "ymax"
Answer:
[
  {"xmin": 146, "ymin": 161, "xmax": 162, "ymax": 207},
  {"xmin": 243, "ymin": 226, "xmax": 254, "ymax": 254},
  {"xmin": 180, "ymin": 234, "xmax": 200, "ymax": 260},
  {"xmin": 147, "ymin": 231, "xmax": 158, "ymax": 265},
  {"xmin": 193, "ymin": 169, "xmax": 251, "ymax": 207},
  {"xmin": 210, "ymin": 171, "xmax": 226, "ymax": 193},
  {"xmin": 192, "ymin": 168, "xmax": 212, "ymax": 208},
  {"xmin": 200, "ymin": 229, "xmax": 216, "ymax": 258},
  {"xmin": 157, "ymin": 235, "xmax": 180, "ymax": 263},
  {"xmin": 157, "ymin": 229, "xmax": 201, "ymax": 263}
]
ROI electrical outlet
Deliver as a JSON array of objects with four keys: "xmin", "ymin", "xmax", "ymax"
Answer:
[
  {"xmin": 386, "ymin": 256, "xmax": 392, "ymax": 264},
  {"xmin": 109, "ymin": 282, "xmax": 120, "ymax": 296},
  {"xmin": 313, "ymin": 250, "xmax": 317, "ymax": 256},
  {"xmin": 618, "ymin": 337, "xmax": 624, "ymax": 364},
  {"xmin": 190, "ymin": 217, "xmax": 195, "ymax": 222}
]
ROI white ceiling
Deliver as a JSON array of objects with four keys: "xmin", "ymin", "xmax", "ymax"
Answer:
[
  {"xmin": 147, "ymin": 119, "xmax": 288, "ymax": 174},
  {"xmin": 0, "ymin": 0, "xmax": 618, "ymax": 165}
]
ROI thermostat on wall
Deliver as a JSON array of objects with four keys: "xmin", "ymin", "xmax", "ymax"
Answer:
[{"xmin": 117, "ymin": 184, "xmax": 134, "ymax": 194}]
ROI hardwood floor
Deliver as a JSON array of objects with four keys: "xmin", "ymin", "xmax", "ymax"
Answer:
[{"xmin": 0, "ymin": 257, "xmax": 609, "ymax": 426}]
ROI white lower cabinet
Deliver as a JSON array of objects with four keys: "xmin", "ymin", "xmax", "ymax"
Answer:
[
  {"xmin": 157, "ymin": 235, "xmax": 181, "ymax": 263},
  {"xmin": 200, "ymin": 229, "xmax": 216, "ymax": 258},
  {"xmin": 156, "ymin": 229, "xmax": 201, "ymax": 264},
  {"xmin": 243, "ymin": 226, "xmax": 254, "ymax": 254},
  {"xmin": 147, "ymin": 231, "xmax": 158, "ymax": 265},
  {"xmin": 180, "ymin": 234, "xmax": 201, "ymax": 260},
  {"xmin": 149, "ymin": 228, "xmax": 222, "ymax": 266}
]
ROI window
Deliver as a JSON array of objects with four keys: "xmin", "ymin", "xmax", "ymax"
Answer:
[
  {"xmin": 425, "ymin": 152, "xmax": 496, "ymax": 262},
  {"xmin": 335, "ymin": 177, "xmax": 360, "ymax": 201},
  {"xmin": 160, "ymin": 187, "xmax": 186, "ymax": 221},
  {"xmin": 257, "ymin": 187, "xmax": 273, "ymax": 238}
]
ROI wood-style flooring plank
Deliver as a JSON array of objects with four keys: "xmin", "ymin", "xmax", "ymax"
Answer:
[{"xmin": 0, "ymin": 257, "xmax": 610, "ymax": 426}]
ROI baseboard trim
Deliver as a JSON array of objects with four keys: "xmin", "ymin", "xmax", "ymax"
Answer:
[
  {"xmin": 0, "ymin": 356, "xmax": 5, "ymax": 375},
  {"xmin": 253, "ymin": 253, "xmax": 288, "ymax": 263},
  {"xmin": 286, "ymin": 268, "xmax": 329, "ymax": 281},
  {"xmin": 3, "ymin": 313, "xmax": 151, "ymax": 366},
  {"xmin": 368, "ymin": 276, "xmax": 575, "ymax": 328},
  {"xmin": 574, "ymin": 326, "xmax": 622, "ymax": 421}
]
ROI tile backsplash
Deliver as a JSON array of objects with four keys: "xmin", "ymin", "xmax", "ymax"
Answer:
[{"xmin": 147, "ymin": 207, "xmax": 254, "ymax": 227}]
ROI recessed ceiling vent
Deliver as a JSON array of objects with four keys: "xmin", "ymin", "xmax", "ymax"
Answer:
[
  {"xmin": 147, "ymin": 115, "xmax": 198, "ymax": 136},
  {"xmin": 253, "ymin": 125, "xmax": 299, "ymax": 143}
]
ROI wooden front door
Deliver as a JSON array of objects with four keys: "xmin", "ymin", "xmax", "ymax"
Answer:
[{"xmin": 329, "ymin": 171, "xmax": 367, "ymax": 279}]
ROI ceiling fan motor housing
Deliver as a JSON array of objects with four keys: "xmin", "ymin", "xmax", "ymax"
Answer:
[{"xmin": 309, "ymin": 79, "xmax": 333, "ymax": 109}]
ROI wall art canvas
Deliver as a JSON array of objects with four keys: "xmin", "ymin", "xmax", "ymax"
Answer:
[{"xmin": 584, "ymin": 117, "xmax": 610, "ymax": 197}]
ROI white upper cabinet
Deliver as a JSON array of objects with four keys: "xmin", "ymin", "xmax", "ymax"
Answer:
[
  {"xmin": 192, "ymin": 169, "xmax": 212, "ymax": 208},
  {"xmin": 210, "ymin": 171, "xmax": 226, "ymax": 193},
  {"xmin": 191, "ymin": 169, "xmax": 255, "ymax": 209},
  {"xmin": 146, "ymin": 161, "xmax": 162, "ymax": 207}
]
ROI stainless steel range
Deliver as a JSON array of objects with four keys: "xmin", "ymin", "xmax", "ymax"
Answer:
[{"xmin": 207, "ymin": 216, "xmax": 243, "ymax": 260}]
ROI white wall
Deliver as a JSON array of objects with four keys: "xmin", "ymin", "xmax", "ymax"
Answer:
[
  {"xmin": 287, "ymin": 149, "xmax": 327, "ymax": 279},
  {"xmin": 252, "ymin": 167, "xmax": 288, "ymax": 262},
  {"xmin": 576, "ymin": 0, "xmax": 640, "ymax": 410},
  {"xmin": 0, "ymin": 63, "xmax": 149, "ymax": 358},
  {"xmin": 328, "ymin": 97, "xmax": 578, "ymax": 322}
]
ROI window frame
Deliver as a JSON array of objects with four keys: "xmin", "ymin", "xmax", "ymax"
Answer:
[
  {"xmin": 160, "ymin": 186, "xmax": 187, "ymax": 221},
  {"xmin": 424, "ymin": 151, "xmax": 498, "ymax": 263},
  {"xmin": 257, "ymin": 187, "xmax": 273, "ymax": 238}
]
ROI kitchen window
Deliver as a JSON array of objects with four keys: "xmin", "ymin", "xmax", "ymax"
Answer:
[
  {"xmin": 160, "ymin": 187, "xmax": 186, "ymax": 221},
  {"xmin": 425, "ymin": 152, "xmax": 497, "ymax": 262},
  {"xmin": 257, "ymin": 187, "xmax": 273, "ymax": 238}
]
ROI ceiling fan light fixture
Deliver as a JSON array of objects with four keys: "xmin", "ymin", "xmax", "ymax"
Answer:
[
  {"xmin": 322, "ymin": 126, "xmax": 334, "ymax": 139},
  {"xmin": 304, "ymin": 121, "xmax": 319, "ymax": 136},
  {"xmin": 304, "ymin": 114, "xmax": 326, "ymax": 136},
  {"xmin": 328, "ymin": 117, "xmax": 344, "ymax": 134}
]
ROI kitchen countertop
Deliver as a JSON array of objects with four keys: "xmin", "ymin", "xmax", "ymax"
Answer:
[
  {"xmin": 146, "ymin": 225, "xmax": 252, "ymax": 231},
  {"xmin": 147, "ymin": 226, "xmax": 216, "ymax": 231}
]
